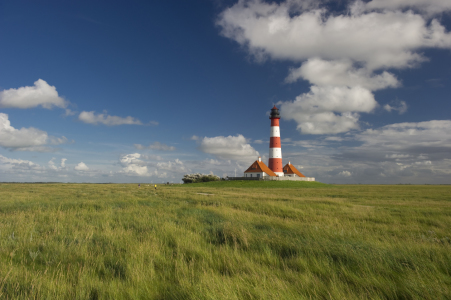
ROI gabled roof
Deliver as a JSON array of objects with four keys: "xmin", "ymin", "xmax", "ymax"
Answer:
[
  {"xmin": 283, "ymin": 163, "xmax": 305, "ymax": 177},
  {"xmin": 244, "ymin": 160, "xmax": 278, "ymax": 177}
]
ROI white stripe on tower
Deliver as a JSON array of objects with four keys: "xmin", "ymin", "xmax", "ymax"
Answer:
[
  {"xmin": 269, "ymin": 106, "xmax": 284, "ymax": 176},
  {"xmin": 270, "ymin": 126, "xmax": 280, "ymax": 137}
]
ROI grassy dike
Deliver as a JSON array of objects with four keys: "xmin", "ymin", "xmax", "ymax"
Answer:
[{"xmin": 0, "ymin": 182, "xmax": 450, "ymax": 299}]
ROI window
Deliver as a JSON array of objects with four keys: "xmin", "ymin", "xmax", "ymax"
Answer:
[{"xmin": 257, "ymin": 174, "xmax": 260, "ymax": 178}]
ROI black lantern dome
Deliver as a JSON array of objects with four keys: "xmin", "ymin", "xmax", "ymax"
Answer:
[{"xmin": 269, "ymin": 105, "xmax": 280, "ymax": 119}]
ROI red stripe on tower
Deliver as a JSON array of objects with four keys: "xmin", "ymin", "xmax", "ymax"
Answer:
[{"xmin": 268, "ymin": 105, "xmax": 284, "ymax": 176}]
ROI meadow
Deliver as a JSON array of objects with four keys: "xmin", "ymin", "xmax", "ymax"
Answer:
[{"xmin": 0, "ymin": 182, "xmax": 450, "ymax": 299}]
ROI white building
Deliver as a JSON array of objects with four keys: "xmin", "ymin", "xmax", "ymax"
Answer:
[{"xmin": 243, "ymin": 157, "xmax": 277, "ymax": 178}]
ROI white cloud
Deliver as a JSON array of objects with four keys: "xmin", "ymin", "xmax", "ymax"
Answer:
[
  {"xmin": 356, "ymin": 120, "xmax": 451, "ymax": 151},
  {"xmin": 282, "ymin": 58, "xmax": 401, "ymax": 134},
  {"xmin": 0, "ymin": 113, "xmax": 67, "ymax": 151},
  {"xmin": 339, "ymin": 171, "xmax": 352, "ymax": 177},
  {"xmin": 253, "ymin": 139, "xmax": 264, "ymax": 144},
  {"xmin": 218, "ymin": 1, "xmax": 451, "ymax": 69},
  {"xmin": 0, "ymin": 154, "xmax": 42, "ymax": 171},
  {"xmin": 79, "ymin": 111, "xmax": 142, "ymax": 126},
  {"xmin": 0, "ymin": 79, "xmax": 67, "ymax": 109},
  {"xmin": 199, "ymin": 134, "xmax": 259, "ymax": 162},
  {"xmin": 279, "ymin": 118, "xmax": 451, "ymax": 184},
  {"xmin": 48, "ymin": 157, "xmax": 68, "ymax": 171},
  {"xmin": 415, "ymin": 160, "xmax": 432, "ymax": 165},
  {"xmin": 279, "ymin": 85, "xmax": 376, "ymax": 134},
  {"xmin": 333, "ymin": 120, "xmax": 451, "ymax": 176},
  {"xmin": 156, "ymin": 159, "xmax": 188, "ymax": 174},
  {"xmin": 218, "ymin": 0, "xmax": 451, "ymax": 134},
  {"xmin": 285, "ymin": 58, "xmax": 400, "ymax": 90},
  {"xmin": 118, "ymin": 153, "xmax": 189, "ymax": 177},
  {"xmin": 324, "ymin": 136, "xmax": 343, "ymax": 142},
  {"xmin": 120, "ymin": 153, "xmax": 148, "ymax": 176},
  {"xmin": 366, "ymin": 0, "xmax": 451, "ymax": 15},
  {"xmin": 190, "ymin": 135, "xmax": 200, "ymax": 141},
  {"xmin": 384, "ymin": 101, "xmax": 408, "ymax": 114},
  {"xmin": 48, "ymin": 158, "xmax": 58, "ymax": 170},
  {"xmin": 385, "ymin": 154, "xmax": 411, "ymax": 159},
  {"xmin": 74, "ymin": 162, "xmax": 89, "ymax": 171},
  {"xmin": 141, "ymin": 154, "xmax": 163, "ymax": 161},
  {"xmin": 134, "ymin": 142, "xmax": 175, "ymax": 151},
  {"xmin": 65, "ymin": 109, "xmax": 76, "ymax": 116}
]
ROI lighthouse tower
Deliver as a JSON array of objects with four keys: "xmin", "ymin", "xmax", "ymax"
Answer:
[{"xmin": 269, "ymin": 106, "xmax": 284, "ymax": 176}]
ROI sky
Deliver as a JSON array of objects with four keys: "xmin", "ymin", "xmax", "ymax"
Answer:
[{"xmin": 0, "ymin": 0, "xmax": 450, "ymax": 184}]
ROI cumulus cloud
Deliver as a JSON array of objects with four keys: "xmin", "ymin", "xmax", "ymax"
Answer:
[
  {"xmin": 278, "ymin": 118, "xmax": 451, "ymax": 184},
  {"xmin": 0, "ymin": 79, "xmax": 67, "ymax": 109},
  {"xmin": 120, "ymin": 153, "xmax": 148, "ymax": 176},
  {"xmin": 365, "ymin": 0, "xmax": 451, "ymax": 15},
  {"xmin": 0, "ymin": 113, "xmax": 68, "ymax": 151},
  {"xmin": 385, "ymin": 154, "xmax": 411, "ymax": 159},
  {"xmin": 48, "ymin": 158, "xmax": 58, "ymax": 170},
  {"xmin": 156, "ymin": 159, "xmax": 188, "ymax": 174},
  {"xmin": 339, "ymin": 171, "xmax": 352, "ymax": 177},
  {"xmin": 217, "ymin": 0, "xmax": 451, "ymax": 134},
  {"xmin": 199, "ymin": 134, "xmax": 259, "ymax": 162},
  {"xmin": 285, "ymin": 58, "xmax": 400, "ymax": 90},
  {"xmin": 279, "ymin": 85, "xmax": 376, "ymax": 134},
  {"xmin": 0, "ymin": 154, "xmax": 42, "ymax": 171},
  {"xmin": 384, "ymin": 101, "xmax": 408, "ymax": 114},
  {"xmin": 218, "ymin": 1, "xmax": 451, "ymax": 68},
  {"xmin": 48, "ymin": 157, "xmax": 68, "ymax": 171},
  {"xmin": 333, "ymin": 120, "xmax": 451, "ymax": 170},
  {"xmin": 415, "ymin": 160, "xmax": 432, "ymax": 165},
  {"xmin": 141, "ymin": 154, "xmax": 163, "ymax": 161},
  {"xmin": 118, "ymin": 153, "xmax": 189, "ymax": 177},
  {"xmin": 134, "ymin": 142, "xmax": 175, "ymax": 151},
  {"xmin": 64, "ymin": 109, "xmax": 77, "ymax": 116},
  {"xmin": 79, "ymin": 111, "xmax": 142, "ymax": 126},
  {"xmin": 357, "ymin": 120, "xmax": 451, "ymax": 151},
  {"xmin": 74, "ymin": 162, "xmax": 89, "ymax": 171}
]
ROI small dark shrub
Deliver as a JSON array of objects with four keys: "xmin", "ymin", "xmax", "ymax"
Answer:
[{"xmin": 182, "ymin": 173, "xmax": 220, "ymax": 184}]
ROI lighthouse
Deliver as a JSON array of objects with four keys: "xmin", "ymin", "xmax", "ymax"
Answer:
[
  {"xmin": 239, "ymin": 105, "xmax": 315, "ymax": 181},
  {"xmin": 269, "ymin": 105, "xmax": 284, "ymax": 176}
]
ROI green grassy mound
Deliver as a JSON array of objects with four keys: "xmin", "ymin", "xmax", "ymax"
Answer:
[{"xmin": 177, "ymin": 180, "xmax": 331, "ymax": 188}]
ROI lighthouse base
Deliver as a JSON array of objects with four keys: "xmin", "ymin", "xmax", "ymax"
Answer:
[{"xmin": 274, "ymin": 172, "xmax": 284, "ymax": 177}]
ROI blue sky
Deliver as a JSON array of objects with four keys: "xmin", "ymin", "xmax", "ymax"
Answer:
[{"xmin": 1, "ymin": 0, "xmax": 450, "ymax": 184}]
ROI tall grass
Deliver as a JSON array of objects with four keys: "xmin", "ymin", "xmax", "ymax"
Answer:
[{"xmin": 0, "ymin": 183, "xmax": 450, "ymax": 299}]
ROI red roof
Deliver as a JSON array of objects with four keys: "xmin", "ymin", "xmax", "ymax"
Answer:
[
  {"xmin": 244, "ymin": 160, "xmax": 278, "ymax": 177},
  {"xmin": 283, "ymin": 163, "xmax": 305, "ymax": 177},
  {"xmin": 272, "ymin": 105, "xmax": 278, "ymax": 109}
]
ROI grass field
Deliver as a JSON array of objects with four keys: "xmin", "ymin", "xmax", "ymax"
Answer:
[{"xmin": 0, "ymin": 181, "xmax": 450, "ymax": 299}]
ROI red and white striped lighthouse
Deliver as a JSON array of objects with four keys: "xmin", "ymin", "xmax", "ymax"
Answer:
[{"xmin": 269, "ymin": 105, "xmax": 284, "ymax": 176}]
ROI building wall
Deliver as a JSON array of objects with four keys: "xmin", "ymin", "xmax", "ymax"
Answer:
[
  {"xmin": 266, "ymin": 176, "xmax": 315, "ymax": 181},
  {"xmin": 244, "ymin": 172, "xmax": 266, "ymax": 178}
]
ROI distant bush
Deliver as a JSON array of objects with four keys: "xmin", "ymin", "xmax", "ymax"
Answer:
[{"xmin": 182, "ymin": 173, "xmax": 220, "ymax": 184}]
